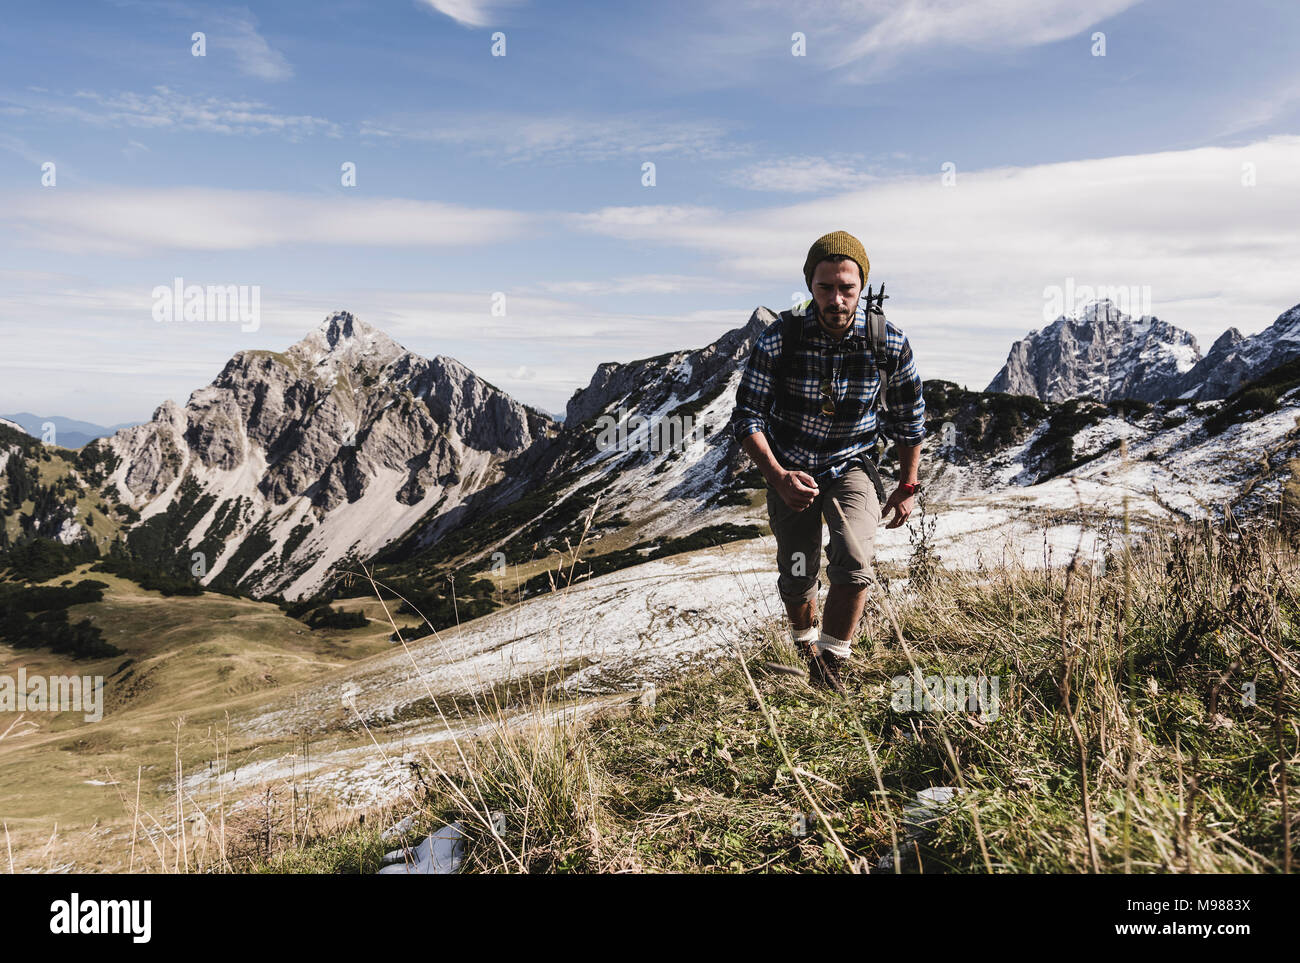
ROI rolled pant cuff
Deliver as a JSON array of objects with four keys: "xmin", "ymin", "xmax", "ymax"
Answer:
[
  {"xmin": 825, "ymin": 571, "xmax": 876, "ymax": 589},
  {"xmin": 777, "ymin": 577, "xmax": 821, "ymax": 606}
]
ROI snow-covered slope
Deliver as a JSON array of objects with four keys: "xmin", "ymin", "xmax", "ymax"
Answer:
[
  {"xmin": 386, "ymin": 297, "xmax": 1300, "ymax": 582},
  {"xmin": 175, "ymin": 379, "xmax": 1300, "ymax": 810},
  {"xmin": 385, "ymin": 307, "xmax": 775, "ymax": 571}
]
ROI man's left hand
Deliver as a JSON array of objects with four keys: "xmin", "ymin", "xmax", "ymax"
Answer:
[{"xmin": 881, "ymin": 487, "xmax": 915, "ymax": 529}]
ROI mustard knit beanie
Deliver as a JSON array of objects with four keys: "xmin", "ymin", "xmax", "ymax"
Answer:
[{"xmin": 803, "ymin": 230, "xmax": 870, "ymax": 293}]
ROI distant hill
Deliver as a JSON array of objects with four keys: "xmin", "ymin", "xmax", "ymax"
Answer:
[{"xmin": 2, "ymin": 412, "xmax": 140, "ymax": 450}]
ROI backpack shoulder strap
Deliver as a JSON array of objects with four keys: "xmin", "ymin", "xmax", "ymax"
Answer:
[
  {"xmin": 864, "ymin": 288, "xmax": 893, "ymax": 413},
  {"xmin": 774, "ymin": 303, "xmax": 806, "ymax": 385},
  {"xmin": 867, "ymin": 303, "xmax": 888, "ymax": 361}
]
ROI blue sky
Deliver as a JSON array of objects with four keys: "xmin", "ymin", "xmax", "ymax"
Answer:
[{"xmin": 2, "ymin": 0, "xmax": 1299, "ymax": 424}]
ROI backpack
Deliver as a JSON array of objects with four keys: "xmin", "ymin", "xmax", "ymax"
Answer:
[{"xmin": 773, "ymin": 283, "xmax": 892, "ymax": 416}]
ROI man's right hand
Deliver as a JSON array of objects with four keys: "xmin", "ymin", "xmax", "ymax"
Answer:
[{"xmin": 772, "ymin": 469, "xmax": 819, "ymax": 511}]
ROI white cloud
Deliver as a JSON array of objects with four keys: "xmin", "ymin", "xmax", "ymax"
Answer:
[
  {"xmin": 615, "ymin": 0, "xmax": 1144, "ymax": 87},
  {"xmin": 0, "ymin": 281, "xmax": 752, "ymax": 421},
  {"xmin": 0, "ymin": 133, "xmax": 49, "ymax": 167},
  {"xmin": 1214, "ymin": 74, "xmax": 1300, "ymax": 139},
  {"xmin": 724, "ymin": 157, "xmax": 880, "ymax": 193},
  {"xmin": 6, "ymin": 137, "xmax": 1299, "ymax": 416},
  {"xmin": 569, "ymin": 134, "xmax": 1300, "ymax": 387},
  {"xmin": 9, "ymin": 91, "xmax": 737, "ymax": 165},
  {"xmin": 42, "ymin": 86, "xmax": 340, "ymax": 138},
  {"xmin": 107, "ymin": 3, "xmax": 295, "ymax": 80},
  {"xmin": 213, "ymin": 9, "xmax": 293, "ymax": 80},
  {"xmin": 824, "ymin": 0, "xmax": 1142, "ymax": 68},
  {"xmin": 417, "ymin": 0, "xmax": 528, "ymax": 28},
  {"xmin": 360, "ymin": 110, "xmax": 744, "ymax": 164},
  {"xmin": 536, "ymin": 275, "xmax": 757, "ymax": 296},
  {"xmin": 3, "ymin": 188, "xmax": 540, "ymax": 254}
]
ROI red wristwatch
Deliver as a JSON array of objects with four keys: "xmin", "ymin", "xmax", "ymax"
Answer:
[{"xmin": 898, "ymin": 482, "xmax": 921, "ymax": 497}]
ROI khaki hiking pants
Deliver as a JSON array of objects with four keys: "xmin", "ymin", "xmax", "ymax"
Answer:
[{"xmin": 765, "ymin": 465, "xmax": 882, "ymax": 605}]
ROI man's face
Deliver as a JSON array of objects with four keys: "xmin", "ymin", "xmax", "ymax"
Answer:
[{"xmin": 810, "ymin": 260, "xmax": 862, "ymax": 339}]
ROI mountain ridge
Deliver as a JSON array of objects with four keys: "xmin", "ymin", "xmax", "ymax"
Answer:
[
  {"xmin": 8, "ymin": 298, "xmax": 1300, "ymax": 607},
  {"xmin": 81, "ymin": 310, "xmax": 557, "ymax": 598},
  {"xmin": 986, "ymin": 299, "xmax": 1201, "ymax": 403},
  {"xmin": 987, "ymin": 297, "xmax": 1300, "ymax": 405}
]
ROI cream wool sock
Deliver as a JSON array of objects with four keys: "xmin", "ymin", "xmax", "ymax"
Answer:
[
  {"xmin": 813, "ymin": 631, "xmax": 851, "ymax": 658},
  {"xmin": 791, "ymin": 625, "xmax": 819, "ymax": 646}
]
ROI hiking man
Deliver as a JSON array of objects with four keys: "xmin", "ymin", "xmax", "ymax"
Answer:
[{"xmin": 729, "ymin": 230, "xmax": 926, "ymax": 692}]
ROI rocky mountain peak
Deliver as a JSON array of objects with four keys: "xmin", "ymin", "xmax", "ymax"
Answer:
[
  {"xmin": 1275, "ymin": 304, "xmax": 1300, "ymax": 331},
  {"xmin": 94, "ymin": 311, "xmax": 557, "ymax": 599},
  {"xmin": 1208, "ymin": 327, "xmax": 1245, "ymax": 352},
  {"xmin": 564, "ymin": 307, "xmax": 772, "ymax": 428},
  {"xmin": 1166, "ymin": 301, "xmax": 1300, "ymax": 401},
  {"xmin": 322, "ymin": 310, "xmax": 363, "ymax": 346},
  {"xmin": 283, "ymin": 310, "xmax": 408, "ymax": 377},
  {"xmin": 987, "ymin": 298, "xmax": 1201, "ymax": 403},
  {"xmin": 989, "ymin": 297, "xmax": 1300, "ymax": 405}
]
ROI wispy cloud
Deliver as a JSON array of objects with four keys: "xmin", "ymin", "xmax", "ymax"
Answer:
[
  {"xmin": 0, "ymin": 133, "xmax": 49, "ymax": 166},
  {"xmin": 416, "ymin": 0, "xmax": 528, "ymax": 29},
  {"xmin": 3, "ymin": 188, "xmax": 541, "ymax": 254},
  {"xmin": 570, "ymin": 134, "xmax": 1300, "ymax": 381},
  {"xmin": 7, "ymin": 88, "xmax": 738, "ymax": 163},
  {"xmin": 211, "ymin": 8, "xmax": 293, "ymax": 80},
  {"xmin": 623, "ymin": 0, "xmax": 1145, "ymax": 86},
  {"xmin": 0, "ymin": 280, "xmax": 748, "ymax": 421},
  {"xmin": 112, "ymin": 2, "xmax": 294, "ymax": 80},
  {"xmin": 723, "ymin": 157, "xmax": 880, "ymax": 193},
  {"xmin": 824, "ymin": 0, "xmax": 1143, "ymax": 68},
  {"xmin": 535, "ymin": 275, "xmax": 758, "ymax": 296},
  {"xmin": 361, "ymin": 109, "xmax": 746, "ymax": 164},
  {"xmin": 1214, "ymin": 74, "xmax": 1300, "ymax": 139},
  {"xmin": 1, "ymin": 85, "xmax": 339, "ymax": 139}
]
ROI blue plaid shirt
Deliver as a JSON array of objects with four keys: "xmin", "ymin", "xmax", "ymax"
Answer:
[{"xmin": 729, "ymin": 296, "xmax": 926, "ymax": 482}]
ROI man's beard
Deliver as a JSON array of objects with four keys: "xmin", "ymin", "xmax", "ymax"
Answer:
[{"xmin": 816, "ymin": 299, "xmax": 854, "ymax": 330}]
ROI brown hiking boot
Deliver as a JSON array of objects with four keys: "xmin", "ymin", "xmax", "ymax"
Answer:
[{"xmin": 806, "ymin": 649, "xmax": 847, "ymax": 694}]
